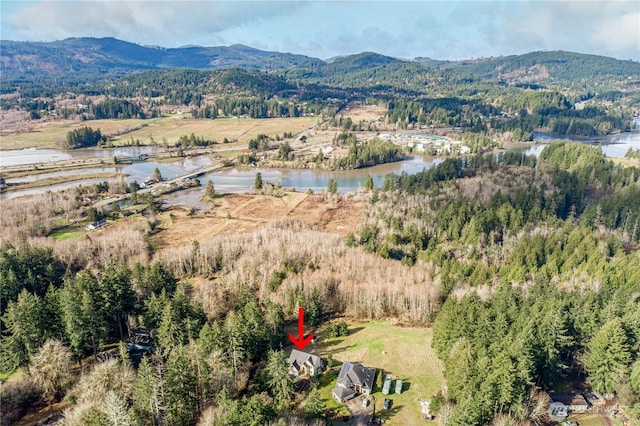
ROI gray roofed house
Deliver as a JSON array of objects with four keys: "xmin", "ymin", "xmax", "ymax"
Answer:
[
  {"xmin": 548, "ymin": 393, "xmax": 591, "ymax": 413},
  {"xmin": 331, "ymin": 362, "xmax": 377, "ymax": 402},
  {"xmin": 287, "ymin": 349, "xmax": 324, "ymax": 378},
  {"xmin": 332, "ymin": 385, "xmax": 356, "ymax": 402}
]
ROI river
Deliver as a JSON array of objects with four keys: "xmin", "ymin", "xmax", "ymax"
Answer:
[
  {"xmin": 0, "ymin": 146, "xmax": 159, "ymax": 167},
  {"xmin": 2, "ymin": 121, "xmax": 639, "ymax": 203},
  {"xmin": 1, "ymin": 154, "xmax": 213, "ymax": 201},
  {"xmin": 162, "ymin": 156, "xmax": 443, "ymax": 207}
]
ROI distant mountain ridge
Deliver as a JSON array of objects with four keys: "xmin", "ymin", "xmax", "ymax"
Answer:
[
  {"xmin": 451, "ymin": 51, "xmax": 640, "ymax": 85},
  {"xmin": 1, "ymin": 37, "xmax": 638, "ymax": 89},
  {"xmin": 0, "ymin": 37, "xmax": 324, "ymax": 81}
]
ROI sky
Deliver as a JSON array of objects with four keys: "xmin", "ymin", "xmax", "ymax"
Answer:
[{"xmin": 1, "ymin": 0, "xmax": 639, "ymax": 61}]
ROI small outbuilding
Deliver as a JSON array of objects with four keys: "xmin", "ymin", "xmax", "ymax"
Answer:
[
  {"xmin": 382, "ymin": 376, "xmax": 392, "ymax": 395},
  {"xmin": 395, "ymin": 379, "xmax": 403, "ymax": 394}
]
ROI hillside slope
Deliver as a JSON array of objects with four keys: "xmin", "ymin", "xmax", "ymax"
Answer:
[{"xmin": 0, "ymin": 37, "xmax": 323, "ymax": 81}]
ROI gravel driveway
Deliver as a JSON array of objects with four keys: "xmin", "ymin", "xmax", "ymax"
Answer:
[{"xmin": 345, "ymin": 395, "xmax": 374, "ymax": 426}]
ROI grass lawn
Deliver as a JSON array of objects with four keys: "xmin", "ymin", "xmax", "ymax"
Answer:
[
  {"xmin": 317, "ymin": 370, "xmax": 350, "ymax": 417},
  {"xmin": 109, "ymin": 116, "xmax": 318, "ymax": 146},
  {"xmin": 311, "ymin": 320, "xmax": 444, "ymax": 426},
  {"xmin": 1, "ymin": 118, "xmax": 152, "ymax": 149},
  {"xmin": 47, "ymin": 221, "xmax": 88, "ymax": 240},
  {"xmin": 567, "ymin": 413, "xmax": 626, "ymax": 426}
]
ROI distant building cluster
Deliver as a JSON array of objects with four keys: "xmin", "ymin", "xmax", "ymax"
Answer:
[{"xmin": 379, "ymin": 133, "xmax": 471, "ymax": 155}]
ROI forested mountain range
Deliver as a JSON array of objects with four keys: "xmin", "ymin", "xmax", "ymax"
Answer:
[
  {"xmin": 0, "ymin": 37, "xmax": 323, "ymax": 82},
  {"xmin": 452, "ymin": 50, "xmax": 640, "ymax": 88},
  {"xmin": 1, "ymin": 37, "xmax": 638, "ymax": 91},
  {"xmin": 1, "ymin": 38, "xmax": 639, "ymax": 140}
]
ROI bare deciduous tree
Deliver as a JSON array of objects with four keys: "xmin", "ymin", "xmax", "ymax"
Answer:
[{"xmin": 28, "ymin": 339, "xmax": 73, "ymax": 403}]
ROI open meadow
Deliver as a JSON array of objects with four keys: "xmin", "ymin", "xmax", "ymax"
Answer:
[
  {"xmin": 1, "ymin": 115, "xmax": 319, "ymax": 150},
  {"xmin": 310, "ymin": 320, "xmax": 444, "ymax": 426},
  {"xmin": 340, "ymin": 103, "xmax": 387, "ymax": 122}
]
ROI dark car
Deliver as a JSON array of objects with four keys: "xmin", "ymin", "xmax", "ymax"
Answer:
[{"xmin": 383, "ymin": 398, "xmax": 392, "ymax": 410}]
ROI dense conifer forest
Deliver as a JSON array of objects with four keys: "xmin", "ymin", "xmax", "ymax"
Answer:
[
  {"xmin": 1, "ymin": 141, "xmax": 639, "ymax": 425},
  {"xmin": 1, "ymin": 39, "xmax": 640, "ymax": 425}
]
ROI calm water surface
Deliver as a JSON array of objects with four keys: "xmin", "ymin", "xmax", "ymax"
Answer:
[
  {"xmin": 3, "ymin": 118, "xmax": 639, "ymax": 202},
  {"xmin": 532, "ymin": 127, "xmax": 640, "ymax": 159},
  {"xmin": 0, "ymin": 146, "xmax": 157, "ymax": 167},
  {"xmin": 162, "ymin": 156, "xmax": 443, "ymax": 207}
]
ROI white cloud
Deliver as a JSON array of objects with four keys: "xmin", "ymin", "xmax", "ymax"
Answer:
[
  {"xmin": 5, "ymin": 1, "xmax": 309, "ymax": 46},
  {"xmin": 589, "ymin": 7, "xmax": 640, "ymax": 59}
]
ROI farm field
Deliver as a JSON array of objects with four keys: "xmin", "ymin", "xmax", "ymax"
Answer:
[
  {"xmin": 340, "ymin": 103, "xmax": 387, "ymax": 122},
  {"xmin": 1, "ymin": 118, "xmax": 150, "ymax": 149},
  {"xmin": 1, "ymin": 115, "xmax": 319, "ymax": 150},
  {"xmin": 311, "ymin": 320, "xmax": 444, "ymax": 426}
]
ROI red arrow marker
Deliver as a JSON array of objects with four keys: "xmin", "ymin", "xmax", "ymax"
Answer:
[{"xmin": 289, "ymin": 307, "xmax": 314, "ymax": 350}]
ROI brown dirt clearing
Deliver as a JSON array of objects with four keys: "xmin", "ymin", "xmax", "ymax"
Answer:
[
  {"xmin": 150, "ymin": 193, "xmax": 365, "ymax": 250},
  {"xmin": 340, "ymin": 104, "xmax": 387, "ymax": 122}
]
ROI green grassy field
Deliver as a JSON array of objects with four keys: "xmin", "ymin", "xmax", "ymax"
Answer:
[
  {"xmin": 48, "ymin": 222, "xmax": 88, "ymax": 240},
  {"xmin": 1, "ymin": 118, "xmax": 151, "ymax": 149},
  {"xmin": 2, "ymin": 115, "xmax": 318, "ymax": 150},
  {"xmin": 311, "ymin": 320, "xmax": 444, "ymax": 426},
  {"xmin": 567, "ymin": 414, "xmax": 625, "ymax": 426}
]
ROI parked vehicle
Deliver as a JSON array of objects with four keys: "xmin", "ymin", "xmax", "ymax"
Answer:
[
  {"xmin": 395, "ymin": 379, "xmax": 403, "ymax": 394},
  {"xmin": 383, "ymin": 398, "xmax": 392, "ymax": 410}
]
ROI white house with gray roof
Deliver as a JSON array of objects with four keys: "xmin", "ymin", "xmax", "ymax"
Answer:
[{"xmin": 287, "ymin": 349, "xmax": 324, "ymax": 378}]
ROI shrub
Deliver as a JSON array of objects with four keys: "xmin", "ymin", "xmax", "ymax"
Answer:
[
  {"xmin": 327, "ymin": 320, "xmax": 349, "ymax": 338},
  {"xmin": 0, "ymin": 378, "xmax": 39, "ymax": 424}
]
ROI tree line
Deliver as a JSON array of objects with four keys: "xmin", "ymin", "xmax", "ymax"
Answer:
[{"xmin": 347, "ymin": 141, "xmax": 640, "ymax": 424}]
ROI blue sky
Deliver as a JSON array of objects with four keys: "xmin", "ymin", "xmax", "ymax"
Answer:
[{"xmin": 1, "ymin": 1, "xmax": 639, "ymax": 61}]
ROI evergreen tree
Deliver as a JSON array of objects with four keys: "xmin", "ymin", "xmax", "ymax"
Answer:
[
  {"xmin": 327, "ymin": 178, "xmax": 338, "ymax": 194},
  {"xmin": 1, "ymin": 290, "xmax": 49, "ymax": 371},
  {"xmin": 224, "ymin": 310, "xmax": 246, "ymax": 380},
  {"xmin": 60, "ymin": 271, "xmax": 107, "ymax": 362},
  {"xmin": 132, "ymin": 357, "xmax": 161, "ymax": 424},
  {"xmin": 157, "ymin": 304, "xmax": 183, "ymax": 349},
  {"xmin": 254, "ymin": 172, "xmax": 263, "ymax": 190},
  {"xmin": 198, "ymin": 321, "xmax": 226, "ymax": 357},
  {"xmin": 204, "ymin": 180, "xmax": 216, "ymax": 199},
  {"xmin": 583, "ymin": 318, "xmax": 632, "ymax": 394},
  {"xmin": 277, "ymin": 141, "xmax": 292, "ymax": 160},
  {"xmin": 265, "ymin": 349, "xmax": 292, "ymax": 410},
  {"xmin": 164, "ymin": 346, "xmax": 199, "ymax": 425},
  {"xmin": 100, "ymin": 266, "xmax": 136, "ymax": 339},
  {"xmin": 364, "ymin": 174, "xmax": 374, "ymax": 192},
  {"xmin": 307, "ymin": 288, "xmax": 323, "ymax": 327},
  {"xmin": 151, "ymin": 167, "xmax": 163, "ymax": 182},
  {"xmin": 304, "ymin": 387, "xmax": 326, "ymax": 420},
  {"xmin": 264, "ymin": 302, "xmax": 285, "ymax": 348}
]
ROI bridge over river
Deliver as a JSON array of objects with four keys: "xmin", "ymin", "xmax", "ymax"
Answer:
[{"xmin": 93, "ymin": 163, "xmax": 225, "ymax": 208}]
